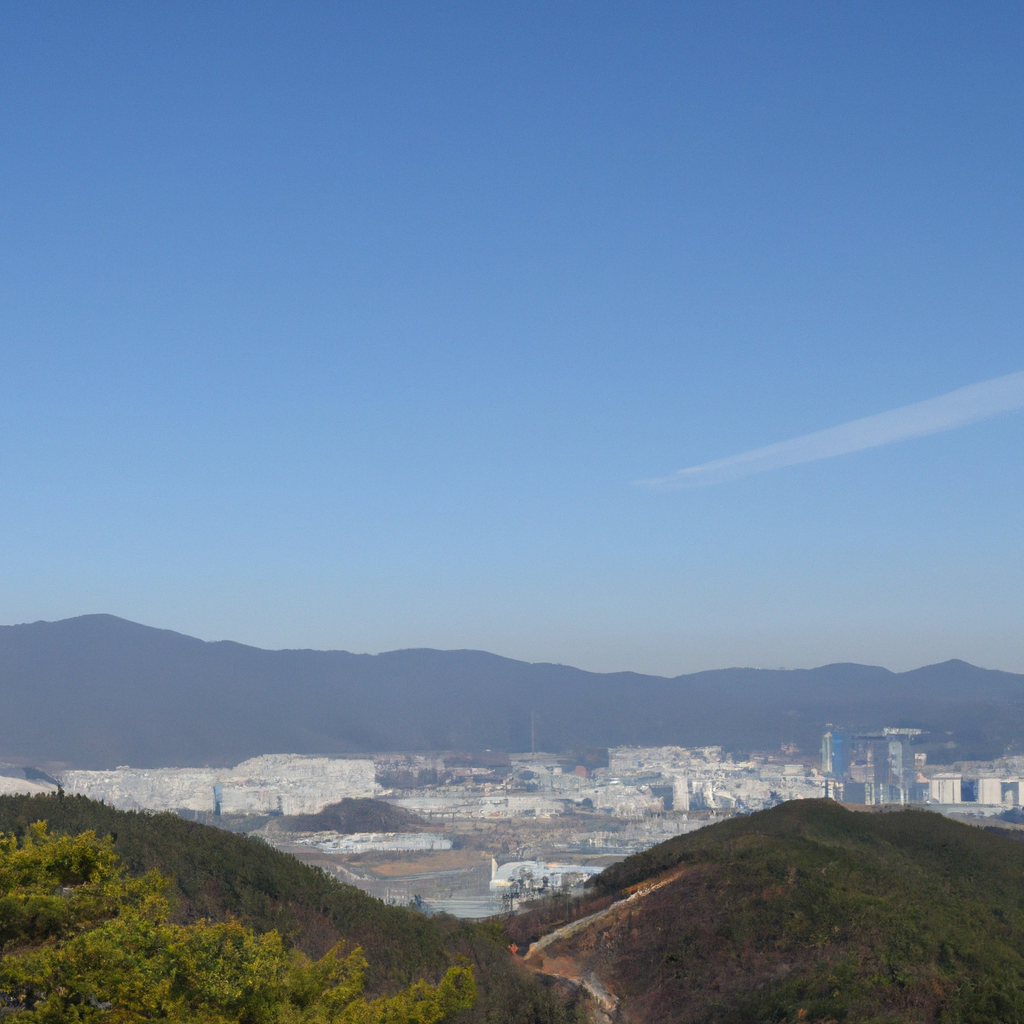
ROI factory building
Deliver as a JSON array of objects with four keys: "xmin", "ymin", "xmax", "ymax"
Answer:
[
  {"xmin": 489, "ymin": 859, "xmax": 602, "ymax": 893},
  {"xmin": 977, "ymin": 777, "xmax": 1003, "ymax": 805},
  {"xmin": 929, "ymin": 774, "xmax": 962, "ymax": 804}
]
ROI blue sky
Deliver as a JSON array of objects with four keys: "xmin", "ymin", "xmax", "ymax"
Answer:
[{"xmin": 1, "ymin": 2, "xmax": 1021, "ymax": 674}]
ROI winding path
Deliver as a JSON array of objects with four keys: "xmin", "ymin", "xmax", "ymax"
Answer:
[{"xmin": 522, "ymin": 865, "xmax": 688, "ymax": 1018}]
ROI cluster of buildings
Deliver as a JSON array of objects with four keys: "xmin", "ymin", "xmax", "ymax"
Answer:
[
  {"xmin": 373, "ymin": 746, "xmax": 832, "ymax": 821},
  {"xmin": 602, "ymin": 746, "xmax": 828, "ymax": 812},
  {"xmin": 925, "ymin": 774, "xmax": 1020, "ymax": 807},
  {"xmin": 39, "ymin": 734, "xmax": 1017, "ymax": 824},
  {"xmin": 820, "ymin": 729, "xmax": 928, "ymax": 805},
  {"xmin": 489, "ymin": 858, "xmax": 603, "ymax": 897},
  {"xmin": 821, "ymin": 729, "xmax": 1022, "ymax": 811},
  {"xmin": 35, "ymin": 745, "xmax": 836, "ymax": 822},
  {"xmin": 56, "ymin": 755, "xmax": 375, "ymax": 815}
]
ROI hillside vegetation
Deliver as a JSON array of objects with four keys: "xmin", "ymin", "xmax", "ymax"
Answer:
[
  {"xmin": 0, "ymin": 795, "xmax": 583, "ymax": 1024},
  {"xmin": 0, "ymin": 823, "xmax": 475, "ymax": 1022},
  {"xmin": 514, "ymin": 801, "xmax": 1024, "ymax": 1023}
]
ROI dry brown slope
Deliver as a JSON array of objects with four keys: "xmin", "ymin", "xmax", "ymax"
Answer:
[{"xmin": 515, "ymin": 800, "xmax": 1024, "ymax": 1024}]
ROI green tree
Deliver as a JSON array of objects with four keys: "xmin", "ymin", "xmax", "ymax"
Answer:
[{"xmin": 0, "ymin": 823, "xmax": 475, "ymax": 1023}]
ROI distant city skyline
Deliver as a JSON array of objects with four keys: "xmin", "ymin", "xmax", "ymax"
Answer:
[{"xmin": 1, "ymin": 3, "xmax": 1021, "ymax": 675}]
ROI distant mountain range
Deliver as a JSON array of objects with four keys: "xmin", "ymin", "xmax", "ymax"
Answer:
[{"xmin": 1, "ymin": 614, "xmax": 1022, "ymax": 768}]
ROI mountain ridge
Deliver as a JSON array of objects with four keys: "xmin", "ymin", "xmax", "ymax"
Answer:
[
  {"xmin": 5, "ymin": 613, "xmax": 1006, "ymax": 679},
  {"xmin": 1, "ymin": 614, "xmax": 1022, "ymax": 768}
]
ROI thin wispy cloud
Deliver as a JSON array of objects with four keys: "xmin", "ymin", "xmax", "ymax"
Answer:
[{"xmin": 641, "ymin": 369, "xmax": 1024, "ymax": 489}]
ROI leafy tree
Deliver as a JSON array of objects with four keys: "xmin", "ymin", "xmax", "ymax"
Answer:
[{"xmin": 0, "ymin": 823, "xmax": 475, "ymax": 1023}]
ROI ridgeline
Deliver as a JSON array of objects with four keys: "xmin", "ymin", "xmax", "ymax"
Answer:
[
  {"xmin": 3, "ymin": 614, "xmax": 1023, "ymax": 766},
  {"xmin": 511, "ymin": 801, "xmax": 1024, "ymax": 1023},
  {"xmin": 269, "ymin": 798, "xmax": 427, "ymax": 834}
]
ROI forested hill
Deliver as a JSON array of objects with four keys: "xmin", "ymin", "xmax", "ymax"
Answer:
[
  {"xmin": 2, "ymin": 614, "xmax": 1023, "ymax": 767},
  {"xmin": 510, "ymin": 801, "xmax": 1024, "ymax": 1023},
  {"xmin": 0, "ymin": 793, "xmax": 580, "ymax": 1023},
  {"xmin": 269, "ymin": 798, "xmax": 427, "ymax": 834}
]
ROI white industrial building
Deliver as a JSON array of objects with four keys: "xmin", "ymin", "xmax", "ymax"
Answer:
[
  {"xmin": 927, "ymin": 772, "xmax": 1021, "ymax": 809},
  {"xmin": 58, "ymin": 754, "xmax": 375, "ymax": 815},
  {"xmin": 977, "ymin": 777, "xmax": 1003, "ymax": 805},
  {"xmin": 489, "ymin": 858, "xmax": 602, "ymax": 891},
  {"xmin": 928, "ymin": 774, "xmax": 962, "ymax": 804}
]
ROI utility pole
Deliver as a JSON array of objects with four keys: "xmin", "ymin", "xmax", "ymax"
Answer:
[{"xmin": 531, "ymin": 710, "xmax": 536, "ymax": 761}]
